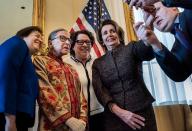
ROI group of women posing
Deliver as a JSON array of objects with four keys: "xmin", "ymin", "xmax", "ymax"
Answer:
[
  {"xmin": 0, "ymin": 19, "xmax": 158, "ymax": 131},
  {"xmin": 33, "ymin": 19, "xmax": 159, "ymax": 131}
]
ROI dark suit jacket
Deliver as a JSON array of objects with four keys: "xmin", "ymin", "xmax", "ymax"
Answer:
[
  {"xmin": 155, "ymin": 9, "xmax": 192, "ymax": 81},
  {"xmin": 0, "ymin": 36, "xmax": 38, "ymax": 126},
  {"xmin": 92, "ymin": 41, "xmax": 155, "ymax": 112},
  {"xmin": 92, "ymin": 41, "xmax": 156, "ymax": 130},
  {"xmin": 163, "ymin": 0, "xmax": 192, "ymax": 9}
]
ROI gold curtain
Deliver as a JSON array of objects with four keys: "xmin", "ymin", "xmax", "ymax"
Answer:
[
  {"xmin": 154, "ymin": 105, "xmax": 192, "ymax": 131},
  {"xmin": 32, "ymin": 0, "xmax": 45, "ymax": 31},
  {"xmin": 32, "ymin": 0, "xmax": 46, "ymax": 53},
  {"xmin": 123, "ymin": 2, "xmax": 192, "ymax": 131},
  {"xmin": 123, "ymin": 2, "xmax": 137, "ymax": 42}
]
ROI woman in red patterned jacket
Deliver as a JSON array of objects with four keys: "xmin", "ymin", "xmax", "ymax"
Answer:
[{"xmin": 33, "ymin": 28, "xmax": 87, "ymax": 131}]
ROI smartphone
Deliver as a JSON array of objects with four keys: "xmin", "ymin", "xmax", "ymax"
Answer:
[
  {"xmin": 124, "ymin": 0, "xmax": 131, "ymax": 5},
  {"xmin": 142, "ymin": 5, "xmax": 156, "ymax": 15}
]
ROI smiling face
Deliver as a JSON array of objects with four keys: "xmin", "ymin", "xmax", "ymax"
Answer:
[
  {"xmin": 101, "ymin": 24, "xmax": 120, "ymax": 50},
  {"xmin": 73, "ymin": 33, "xmax": 92, "ymax": 61},
  {"xmin": 50, "ymin": 30, "xmax": 71, "ymax": 56},
  {"xmin": 23, "ymin": 31, "xmax": 43, "ymax": 54},
  {"xmin": 153, "ymin": 2, "xmax": 178, "ymax": 32}
]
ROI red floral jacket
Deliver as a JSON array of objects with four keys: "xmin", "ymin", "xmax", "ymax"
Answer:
[{"xmin": 33, "ymin": 54, "xmax": 87, "ymax": 130}]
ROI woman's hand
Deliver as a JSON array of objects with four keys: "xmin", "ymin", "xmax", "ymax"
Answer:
[
  {"xmin": 5, "ymin": 114, "xmax": 17, "ymax": 131},
  {"xmin": 110, "ymin": 103, "xmax": 145, "ymax": 130},
  {"xmin": 65, "ymin": 117, "xmax": 86, "ymax": 131}
]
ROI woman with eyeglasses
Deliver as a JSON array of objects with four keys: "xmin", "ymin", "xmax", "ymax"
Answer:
[
  {"xmin": 33, "ymin": 28, "xmax": 87, "ymax": 131},
  {"xmin": 92, "ymin": 19, "xmax": 158, "ymax": 131},
  {"xmin": 63, "ymin": 30, "xmax": 104, "ymax": 131}
]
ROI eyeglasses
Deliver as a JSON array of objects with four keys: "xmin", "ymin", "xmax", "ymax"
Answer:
[
  {"xmin": 75, "ymin": 40, "xmax": 92, "ymax": 46},
  {"xmin": 52, "ymin": 35, "xmax": 71, "ymax": 43}
]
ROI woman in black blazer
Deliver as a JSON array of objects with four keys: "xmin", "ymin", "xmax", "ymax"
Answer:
[{"xmin": 92, "ymin": 19, "xmax": 158, "ymax": 131}]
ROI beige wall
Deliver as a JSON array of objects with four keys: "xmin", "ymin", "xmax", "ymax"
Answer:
[
  {"xmin": 0, "ymin": 0, "xmax": 33, "ymax": 43},
  {"xmin": 44, "ymin": 0, "xmax": 127, "ymax": 44},
  {"xmin": 45, "ymin": 0, "xmax": 86, "ymax": 43},
  {"xmin": 0, "ymin": 0, "xmax": 127, "ymax": 45}
]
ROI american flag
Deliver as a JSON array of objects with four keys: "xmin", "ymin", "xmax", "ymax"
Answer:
[{"xmin": 70, "ymin": 0, "xmax": 111, "ymax": 58}]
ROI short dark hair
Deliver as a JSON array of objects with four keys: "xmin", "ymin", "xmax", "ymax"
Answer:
[
  {"xmin": 16, "ymin": 26, "xmax": 42, "ymax": 38},
  {"xmin": 48, "ymin": 28, "xmax": 68, "ymax": 41},
  {"xmin": 70, "ymin": 30, "xmax": 95, "ymax": 56},
  {"xmin": 97, "ymin": 19, "xmax": 125, "ymax": 49}
]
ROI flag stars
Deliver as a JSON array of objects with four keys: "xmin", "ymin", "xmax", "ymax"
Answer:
[{"xmin": 81, "ymin": 0, "xmax": 110, "ymax": 31}]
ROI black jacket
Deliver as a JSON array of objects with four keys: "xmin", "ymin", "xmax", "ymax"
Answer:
[
  {"xmin": 155, "ymin": 9, "xmax": 192, "ymax": 81},
  {"xmin": 92, "ymin": 41, "xmax": 155, "ymax": 112},
  {"xmin": 163, "ymin": 0, "xmax": 192, "ymax": 9}
]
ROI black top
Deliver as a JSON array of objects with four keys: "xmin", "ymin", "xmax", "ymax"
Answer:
[
  {"xmin": 92, "ymin": 41, "xmax": 155, "ymax": 112},
  {"xmin": 162, "ymin": 0, "xmax": 192, "ymax": 9},
  {"xmin": 155, "ymin": 9, "xmax": 192, "ymax": 81}
]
